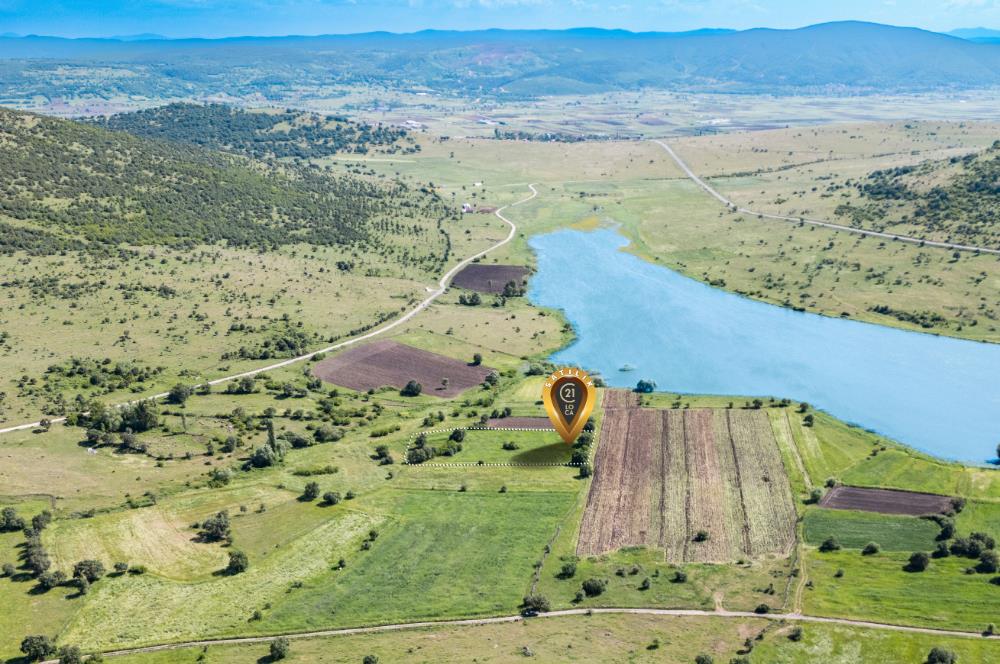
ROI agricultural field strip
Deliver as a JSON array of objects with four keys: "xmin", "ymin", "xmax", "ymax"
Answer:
[
  {"xmin": 401, "ymin": 425, "xmax": 585, "ymax": 468},
  {"xmin": 0, "ymin": 185, "xmax": 539, "ymax": 436},
  {"xmin": 38, "ymin": 606, "xmax": 1000, "ymax": 663},
  {"xmin": 653, "ymin": 139, "xmax": 1000, "ymax": 256}
]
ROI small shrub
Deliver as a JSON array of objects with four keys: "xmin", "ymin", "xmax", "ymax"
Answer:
[
  {"xmin": 906, "ymin": 551, "xmax": 930, "ymax": 572},
  {"xmin": 521, "ymin": 594, "xmax": 550, "ymax": 614},
  {"xmin": 926, "ymin": 647, "xmax": 957, "ymax": 664},
  {"xmin": 269, "ymin": 637, "xmax": 290, "ymax": 660},
  {"xmin": 818, "ymin": 536, "xmax": 841, "ymax": 552},
  {"xmin": 226, "ymin": 550, "xmax": 249, "ymax": 575},
  {"xmin": 862, "ymin": 542, "xmax": 880, "ymax": 555},
  {"xmin": 581, "ymin": 577, "xmax": 607, "ymax": 597}
]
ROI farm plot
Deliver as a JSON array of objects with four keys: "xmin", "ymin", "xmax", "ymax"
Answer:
[
  {"xmin": 819, "ymin": 486, "xmax": 954, "ymax": 516},
  {"xmin": 485, "ymin": 416, "xmax": 553, "ymax": 429},
  {"xmin": 410, "ymin": 429, "xmax": 569, "ymax": 465},
  {"xmin": 601, "ymin": 389, "xmax": 639, "ymax": 410},
  {"xmin": 578, "ymin": 401, "xmax": 796, "ymax": 563},
  {"xmin": 311, "ymin": 340, "xmax": 493, "ymax": 397},
  {"xmin": 450, "ymin": 263, "xmax": 530, "ymax": 293}
]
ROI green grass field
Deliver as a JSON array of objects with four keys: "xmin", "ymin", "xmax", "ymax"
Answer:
[
  {"xmin": 803, "ymin": 550, "xmax": 999, "ymax": 632},
  {"xmin": 103, "ymin": 612, "xmax": 1000, "ymax": 664},
  {"xmin": 802, "ymin": 508, "xmax": 940, "ymax": 551},
  {"xmin": 415, "ymin": 429, "xmax": 570, "ymax": 465}
]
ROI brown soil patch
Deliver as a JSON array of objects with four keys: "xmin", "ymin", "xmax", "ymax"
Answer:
[
  {"xmin": 819, "ymin": 486, "xmax": 953, "ymax": 516},
  {"xmin": 451, "ymin": 264, "xmax": 530, "ymax": 293},
  {"xmin": 578, "ymin": 391, "xmax": 796, "ymax": 562},
  {"xmin": 311, "ymin": 340, "xmax": 493, "ymax": 397}
]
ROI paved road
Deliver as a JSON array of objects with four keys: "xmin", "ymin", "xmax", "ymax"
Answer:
[
  {"xmin": 652, "ymin": 139, "xmax": 1000, "ymax": 256},
  {"xmin": 43, "ymin": 606, "xmax": 997, "ymax": 661},
  {"xmin": 0, "ymin": 184, "xmax": 538, "ymax": 437}
]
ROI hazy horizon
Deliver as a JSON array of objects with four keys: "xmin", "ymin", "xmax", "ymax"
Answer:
[{"xmin": 1, "ymin": 1, "xmax": 1000, "ymax": 40}]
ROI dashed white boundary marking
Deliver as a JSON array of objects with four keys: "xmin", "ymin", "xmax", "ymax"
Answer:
[{"xmin": 401, "ymin": 424, "xmax": 594, "ymax": 468}]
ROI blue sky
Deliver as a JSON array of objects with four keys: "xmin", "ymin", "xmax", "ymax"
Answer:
[{"xmin": 1, "ymin": 0, "xmax": 999, "ymax": 39}]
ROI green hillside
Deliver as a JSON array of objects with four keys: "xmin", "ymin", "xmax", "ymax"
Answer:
[
  {"xmin": 0, "ymin": 108, "xmax": 453, "ymax": 257},
  {"xmin": 835, "ymin": 140, "xmax": 1000, "ymax": 249},
  {"xmin": 91, "ymin": 103, "xmax": 417, "ymax": 160}
]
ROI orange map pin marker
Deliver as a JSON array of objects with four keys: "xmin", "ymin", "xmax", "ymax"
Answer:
[{"xmin": 542, "ymin": 368, "xmax": 597, "ymax": 444}]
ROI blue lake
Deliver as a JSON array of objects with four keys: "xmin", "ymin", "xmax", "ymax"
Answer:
[{"xmin": 528, "ymin": 228, "xmax": 1000, "ymax": 463}]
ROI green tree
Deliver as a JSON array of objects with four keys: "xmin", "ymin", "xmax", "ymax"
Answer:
[
  {"xmin": 20, "ymin": 635, "xmax": 56, "ymax": 662},
  {"xmin": 226, "ymin": 550, "xmax": 249, "ymax": 575},
  {"xmin": 819, "ymin": 537, "xmax": 841, "ymax": 552},
  {"xmin": 978, "ymin": 549, "xmax": 999, "ymax": 573},
  {"xmin": 400, "ymin": 380, "xmax": 422, "ymax": 396},
  {"xmin": 521, "ymin": 594, "xmax": 551, "ymax": 613},
  {"xmin": 58, "ymin": 645, "xmax": 83, "ymax": 664},
  {"xmin": 907, "ymin": 551, "xmax": 930, "ymax": 572},
  {"xmin": 581, "ymin": 578, "xmax": 607, "ymax": 597},
  {"xmin": 269, "ymin": 637, "xmax": 290, "ymax": 660},
  {"xmin": 73, "ymin": 559, "xmax": 105, "ymax": 583},
  {"xmin": 167, "ymin": 383, "xmax": 193, "ymax": 405},
  {"xmin": 200, "ymin": 511, "xmax": 231, "ymax": 542},
  {"xmin": 38, "ymin": 570, "xmax": 66, "ymax": 590},
  {"xmin": 926, "ymin": 647, "xmax": 957, "ymax": 664},
  {"xmin": 302, "ymin": 481, "xmax": 321, "ymax": 501},
  {"xmin": 0, "ymin": 506, "xmax": 25, "ymax": 532}
]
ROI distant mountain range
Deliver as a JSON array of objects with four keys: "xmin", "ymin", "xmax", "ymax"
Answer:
[
  {"xmin": 949, "ymin": 27, "xmax": 1000, "ymax": 43},
  {"xmin": 1, "ymin": 22, "xmax": 1000, "ymax": 98}
]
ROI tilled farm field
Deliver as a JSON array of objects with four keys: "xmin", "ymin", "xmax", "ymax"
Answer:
[
  {"xmin": 578, "ymin": 392, "xmax": 796, "ymax": 562},
  {"xmin": 451, "ymin": 263, "xmax": 531, "ymax": 293},
  {"xmin": 312, "ymin": 339, "xmax": 493, "ymax": 397},
  {"xmin": 819, "ymin": 485, "xmax": 953, "ymax": 516}
]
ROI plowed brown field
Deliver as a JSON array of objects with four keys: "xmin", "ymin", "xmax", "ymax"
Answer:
[
  {"xmin": 450, "ymin": 264, "xmax": 530, "ymax": 293},
  {"xmin": 819, "ymin": 486, "xmax": 952, "ymax": 516},
  {"xmin": 311, "ymin": 340, "xmax": 493, "ymax": 397},
  {"xmin": 578, "ymin": 391, "xmax": 796, "ymax": 562}
]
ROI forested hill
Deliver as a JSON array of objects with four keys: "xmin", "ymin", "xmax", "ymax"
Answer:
[
  {"xmin": 90, "ymin": 104, "xmax": 416, "ymax": 160},
  {"xmin": 0, "ymin": 108, "xmax": 452, "ymax": 257},
  {"xmin": 835, "ymin": 141, "xmax": 1000, "ymax": 249}
]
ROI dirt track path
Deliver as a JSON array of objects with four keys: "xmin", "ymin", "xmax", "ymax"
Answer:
[
  {"xmin": 0, "ymin": 184, "xmax": 538, "ymax": 437},
  {"xmin": 653, "ymin": 139, "xmax": 1000, "ymax": 256},
  {"xmin": 41, "ymin": 606, "xmax": 998, "ymax": 661}
]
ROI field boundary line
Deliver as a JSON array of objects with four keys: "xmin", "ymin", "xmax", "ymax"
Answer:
[
  {"xmin": 44, "ymin": 606, "xmax": 1000, "ymax": 662},
  {"xmin": 0, "ymin": 184, "xmax": 540, "ymax": 437},
  {"xmin": 652, "ymin": 139, "xmax": 1000, "ymax": 256},
  {"xmin": 408, "ymin": 426, "xmax": 556, "ymax": 437}
]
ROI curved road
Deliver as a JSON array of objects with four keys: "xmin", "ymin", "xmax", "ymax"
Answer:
[
  {"xmin": 653, "ymin": 139, "xmax": 1000, "ymax": 256},
  {"xmin": 0, "ymin": 184, "xmax": 538, "ymax": 437},
  {"xmin": 43, "ymin": 606, "xmax": 998, "ymax": 661}
]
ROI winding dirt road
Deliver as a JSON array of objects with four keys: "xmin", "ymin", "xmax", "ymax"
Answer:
[
  {"xmin": 653, "ymin": 139, "xmax": 1000, "ymax": 256},
  {"xmin": 0, "ymin": 184, "xmax": 538, "ymax": 437}
]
